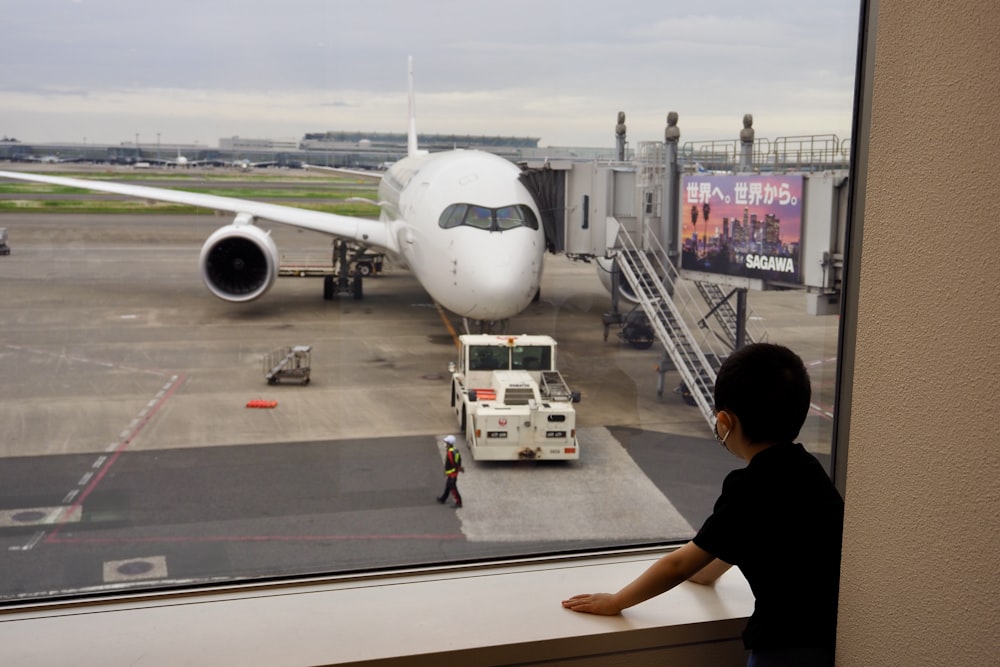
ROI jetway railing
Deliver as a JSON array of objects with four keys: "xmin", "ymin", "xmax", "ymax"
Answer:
[
  {"xmin": 680, "ymin": 133, "xmax": 850, "ymax": 173},
  {"xmin": 770, "ymin": 135, "xmax": 847, "ymax": 172}
]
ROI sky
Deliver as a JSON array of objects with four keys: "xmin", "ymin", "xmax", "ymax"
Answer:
[{"xmin": 1, "ymin": 0, "xmax": 861, "ymax": 149}]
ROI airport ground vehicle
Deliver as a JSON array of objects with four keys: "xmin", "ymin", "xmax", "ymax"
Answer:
[
  {"xmin": 0, "ymin": 228, "xmax": 9, "ymax": 255},
  {"xmin": 263, "ymin": 345, "xmax": 312, "ymax": 385},
  {"xmin": 449, "ymin": 334, "xmax": 580, "ymax": 460},
  {"xmin": 279, "ymin": 247, "xmax": 384, "ymax": 279}
]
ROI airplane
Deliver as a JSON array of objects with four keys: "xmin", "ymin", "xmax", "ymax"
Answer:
[
  {"xmin": 23, "ymin": 154, "xmax": 70, "ymax": 164},
  {"xmin": 232, "ymin": 158, "xmax": 279, "ymax": 171},
  {"xmin": 150, "ymin": 147, "xmax": 213, "ymax": 168},
  {"xmin": 0, "ymin": 59, "xmax": 546, "ymax": 328}
]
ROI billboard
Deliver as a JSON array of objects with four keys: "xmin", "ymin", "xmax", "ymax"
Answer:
[{"xmin": 680, "ymin": 174, "xmax": 804, "ymax": 284}]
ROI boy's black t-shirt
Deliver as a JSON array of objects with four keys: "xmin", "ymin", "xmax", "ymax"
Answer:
[{"xmin": 693, "ymin": 442, "xmax": 844, "ymax": 651}]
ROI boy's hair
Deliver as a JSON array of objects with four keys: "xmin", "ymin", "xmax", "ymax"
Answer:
[{"xmin": 713, "ymin": 343, "xmax": 811, "ymax": 444}]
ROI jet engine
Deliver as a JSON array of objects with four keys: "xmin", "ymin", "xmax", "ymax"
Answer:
[{"xmin": 198, "ymin": 221, "xmax": 279, "ymax": 302}]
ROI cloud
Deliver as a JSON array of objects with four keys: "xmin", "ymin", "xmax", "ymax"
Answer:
[{"xmin": 0, "ymin": 1, "xmax": 860, "ymax": 147}]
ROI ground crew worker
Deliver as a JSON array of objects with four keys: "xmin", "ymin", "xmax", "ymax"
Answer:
[{"xmin": 436, "ymin": 435, "xmax": 464, "ymax": 508}]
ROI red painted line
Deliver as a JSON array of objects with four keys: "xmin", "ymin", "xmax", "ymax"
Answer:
[{"xmin": 45, "ymin": 373, "xmax": 187, "ymax": 543}]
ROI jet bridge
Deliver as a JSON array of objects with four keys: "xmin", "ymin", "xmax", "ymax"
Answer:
[{"xmin": 519, "ymin": 128, "xmax": 850, "ymax": 431}]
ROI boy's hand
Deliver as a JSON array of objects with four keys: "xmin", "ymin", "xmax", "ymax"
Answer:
[{"xmin": 561, "ymin": 593, "xmax": 622, "ymax": 615}]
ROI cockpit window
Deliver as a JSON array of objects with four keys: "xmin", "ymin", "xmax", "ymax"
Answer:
[
  {"xmin": 496, "ymin": 206, "xmax": 534, "ymax": 230},
  {"xmin": 466, "ymin": 206, "xmax": 494, "ymax": 230},
  {"xmin": 438, "ymin": 204, "xmax": 539, "ymax": 231},
  {"xmin": 439, "ymin": 204, "xmax": 467, "ymax": 229}
]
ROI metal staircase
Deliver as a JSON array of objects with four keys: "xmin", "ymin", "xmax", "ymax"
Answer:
[
  {"xmin": 609, "ymin": 216, "xmax": 770, "ymax": 428},
  {"xmin": 694, "ymin": 281, "xmax": 761, "ymax": 349},
  {"xmin": 612, "ymin": 222, "xmax": 721, "ymax": 426}
]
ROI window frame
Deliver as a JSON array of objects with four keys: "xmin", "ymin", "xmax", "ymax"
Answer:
[{"xmin": 0, "ymin": 3, "xmax": 870, "ymax": 660}]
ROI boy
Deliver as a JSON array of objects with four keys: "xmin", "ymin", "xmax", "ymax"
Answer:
[{"xmin": 562, "ymin": 343, "xmax": 843, "ymax": 666}]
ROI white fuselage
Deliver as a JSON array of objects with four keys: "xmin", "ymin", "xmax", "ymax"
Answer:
[{"xmin": 378, "ymin": 149, "xmax": 545, "ymax": 321}]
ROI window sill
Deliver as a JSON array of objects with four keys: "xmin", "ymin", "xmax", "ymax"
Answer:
[{"xmin": 0, "ymin": 550, "xmax": 753, "ymax": 666}]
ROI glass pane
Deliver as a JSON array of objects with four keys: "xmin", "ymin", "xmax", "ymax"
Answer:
[
  {"xmin": 0, "ymin": 1, "xmax": 859, "ymax": 603},
  {"xmin": 439, "ymin": 203, "xmax": 468, "ymax": 229},
  {"xmin": 464, "ymin": 205, "xmax": 494, "ymax": 230},
  {"xmin": 511, "ymin": 345, "xmax": 552, "ymax": 370},
  {"xmin": 495, "ymin": 205, "xmax": 525, "ymax": 230}
]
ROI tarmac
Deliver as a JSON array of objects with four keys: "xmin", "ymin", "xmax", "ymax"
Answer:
[{"xmin": 0, "ymin": 173, "xmax": 840, "ymax": 598}]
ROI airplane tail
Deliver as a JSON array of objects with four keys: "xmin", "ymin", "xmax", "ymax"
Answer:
[{"xmin": 407, "ymin": 56, "xmax": 427, "ymax": 158}]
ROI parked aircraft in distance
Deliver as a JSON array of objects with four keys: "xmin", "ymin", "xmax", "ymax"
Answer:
[
  {"xmin": 23, "ymin": 154, "xmax": 72, "ymax": 164},
  {"xmin": 0, "ymin": 59, "xmax": 546, "ymax": 328},
  {"xmin": 149, "ymin": 148, "xmax": 213, "ymax": 168},
  {"xmin": 232, "ymin": 158, "xmax": 279, "ymax": 171}
]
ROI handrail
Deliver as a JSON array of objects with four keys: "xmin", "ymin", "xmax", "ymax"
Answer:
[
  {"xmin": 613, "ymin": 221, "xmax": 719, "ymax": 427},
  {"xmin": 679, "ymin": 133, "xmax": 850, "ymax": 172}
]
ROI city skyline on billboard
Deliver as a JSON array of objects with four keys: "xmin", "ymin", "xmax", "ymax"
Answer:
[{"xmin": 680, "ymin": 174, "xmax": 804, "ymax": 284}]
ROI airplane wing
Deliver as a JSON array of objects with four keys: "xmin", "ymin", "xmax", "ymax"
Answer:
[
  {"xmin": 0, "ymin": 170, "xmax": 400, "ymax": 254},
  {"xmin": 303, "ymin": 164, "xmax": 384, "ymax": 180}
]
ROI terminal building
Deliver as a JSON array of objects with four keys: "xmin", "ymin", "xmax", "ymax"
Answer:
[{"xmin": 0, "ymin": 131, "xmax": 557, "ymax": 169}]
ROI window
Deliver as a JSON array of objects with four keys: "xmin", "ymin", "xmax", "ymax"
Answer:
[
  {"xmin": 497, "ymin": 205, "xmax": 539, "ymax": 230},
  {"xmin": 469, "ymin": 345, "xmax": 509, "ymax": 371},
  {"xmin": 511, "ymin": 345, "xmax": 552, "ymax": 371},
  {"xmin": 466, "ymin": 344, "xmax": 553, "ymax": 371},
  {"xmin": 438, "ymin": 203, "xmax": 539, "ymax": 231},
  {"xmin": 0, "ymin": 2, "xmax": 860, "ymax": 615},
  {"xmin": 438, "ymin": 202, "xmax": 467, "ymax": 229}
]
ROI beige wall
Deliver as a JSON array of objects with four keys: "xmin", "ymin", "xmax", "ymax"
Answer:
[{"xmin": 838, "ymin": 1, "xmax": 1000, "ymax": 664}]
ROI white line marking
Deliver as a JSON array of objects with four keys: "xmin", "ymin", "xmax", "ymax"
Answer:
[{"xmin": 9, "ymin": 532, "xmax": 47, "ymax": 552}]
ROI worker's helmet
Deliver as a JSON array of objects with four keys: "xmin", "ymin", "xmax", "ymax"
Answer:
[{"xmin": 444, "ymin": 435, "xmax": 456, "ymax": 445}]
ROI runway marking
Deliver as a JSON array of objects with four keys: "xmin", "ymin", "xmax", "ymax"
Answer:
[
  {"xmin": 1, "ymin": 344, "xmax": 191, "ymax": 548},
  {"xmin": 103, "ymin": 555, "xmax": 167, "ymax": 583},
  {"xmin": 42, "ymin": 372, "xmax": 186, "ymax": 546},
  {"xmin": 3, "ymin": 344, "xmax": 176, "ymax": 377},
  {"xmin": 9, "ymin": 531, "xmax": 46, "ymax": 552},
  {"xmin": 810, "ymin": 402, "xmax": 836, "ymax": 420},
  {"xmin": 0, "ymin": 506, "xmax": 83, "ymax": 529},
  {"xmin": 805, "ymin": 356, "xmax": 838, "ymax": 421}
]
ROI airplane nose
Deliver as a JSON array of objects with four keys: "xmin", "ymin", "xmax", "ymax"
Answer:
[{"xmin": 456, "ymin": 235, "xmax": 540, "ymax": 320}]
